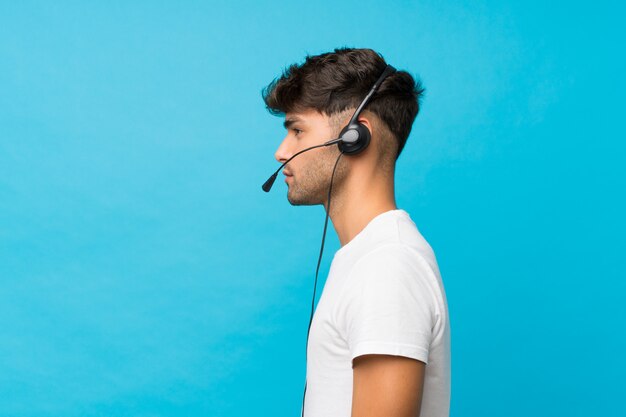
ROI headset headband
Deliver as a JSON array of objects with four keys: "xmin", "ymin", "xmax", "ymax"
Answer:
[{"xmin": 347, "ymin": 64, "xmax": 397, "ymax": 126}]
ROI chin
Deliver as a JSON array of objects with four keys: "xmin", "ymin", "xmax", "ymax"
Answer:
[
  {"xmin": 287, "ymin": 191, "xmax": 319, "ymax": 206},
  {"xmin": 287, "ymin": 195, "xmax": 306, "ymax": 206}
]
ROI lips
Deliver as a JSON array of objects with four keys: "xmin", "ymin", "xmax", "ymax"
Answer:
[{"xmin": 283, "ymin": 170, "xmax": 293, "ymax": 184}]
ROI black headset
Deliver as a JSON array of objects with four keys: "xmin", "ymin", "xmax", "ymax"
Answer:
[
  {"xmin": 261, "ymin": 63, "xmax": 397, "ymax": 417},
  {"xmin": 337, "ymin": 64, "xmax": 397, "ymax": 155}
]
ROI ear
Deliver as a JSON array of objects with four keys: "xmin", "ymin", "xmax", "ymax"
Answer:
[{"xmin": 357, "ymin": 114, "xmax": 374, "ymax": 137}]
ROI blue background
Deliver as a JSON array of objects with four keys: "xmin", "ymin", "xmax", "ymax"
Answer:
[{"xmin": 1, "ymin": 1, "xmax": 624, "ymax": 416}]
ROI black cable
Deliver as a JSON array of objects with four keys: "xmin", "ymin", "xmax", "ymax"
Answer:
[{"xmin": 301, "ymin": 151, "xmax": 343, "ymax": 417}]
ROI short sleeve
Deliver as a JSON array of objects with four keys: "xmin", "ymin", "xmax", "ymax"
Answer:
[{"xmin": 336, "ymin": 244, "xmax": 438, "ymax": 365}]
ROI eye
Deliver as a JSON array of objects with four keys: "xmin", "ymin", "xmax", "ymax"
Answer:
[{"xmin": 292, "ymin": 128, "xmax": 303, "ymax": 136}]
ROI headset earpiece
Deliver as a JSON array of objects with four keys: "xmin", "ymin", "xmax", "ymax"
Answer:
[{"xmin": 337, "ymin": 122, "xmax": 371, "ymax": 155}]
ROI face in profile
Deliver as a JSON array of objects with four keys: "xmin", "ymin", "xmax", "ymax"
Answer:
[{"xmin": 274, "ymin": 109, "xmax": 348, "ymax": 206}]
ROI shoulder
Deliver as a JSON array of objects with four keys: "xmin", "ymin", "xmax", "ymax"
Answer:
[
  {"xmin": 339, "ymin": 242, "xmax": 441, "ymax": 315},
  {"xmin": 333, "ymin": 242, "xmax": 442, "ymax": 363},
  {"xmin": 348, "ymin": 243, "xmax": 435, "ymax": 286}
]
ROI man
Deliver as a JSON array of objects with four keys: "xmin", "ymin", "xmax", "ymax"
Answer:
[{"xmin": 262, "ymin": 48, "xmax": 451, "ymax": 417}]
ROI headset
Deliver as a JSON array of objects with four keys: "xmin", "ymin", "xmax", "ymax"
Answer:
[
  {"xmin": 261, "ymin": 63, "xmax": 397, "ymax": 417},
  {"xmin": 336, "ymin": 64, "xmax": 397, "ymax": 155}
]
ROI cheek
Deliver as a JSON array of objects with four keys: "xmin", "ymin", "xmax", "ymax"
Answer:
[
  {"xmin": 294, "ymin": 153, "xmax": 314, "ymax": 171},
  {"xmin": 304, "ymin": 155, "xmax": 330, "ymax": 180}
]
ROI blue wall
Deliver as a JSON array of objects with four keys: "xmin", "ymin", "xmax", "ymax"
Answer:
[{"xmin": 1, "ymin": 1, "xmax": 624, "ymax": 416}]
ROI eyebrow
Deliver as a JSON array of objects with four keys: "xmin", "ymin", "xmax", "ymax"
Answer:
[{"xmin": 283, "ymin": 117, "xmax": 302, "ymax": 130}]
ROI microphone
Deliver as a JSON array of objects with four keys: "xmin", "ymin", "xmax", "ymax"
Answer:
[{"xmin": 262, "ymin": 137, "xmax": 344, "ymax": 192}]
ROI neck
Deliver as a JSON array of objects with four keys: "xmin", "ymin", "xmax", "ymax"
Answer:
[{"xmin": 324, "ymin": 170, "xmax": 397, "ymax": 247}]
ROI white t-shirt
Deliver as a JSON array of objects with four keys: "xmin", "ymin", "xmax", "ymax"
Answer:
[{"xmin": 303, "ymin": 209, "xmax": 451, "ymax": 417}]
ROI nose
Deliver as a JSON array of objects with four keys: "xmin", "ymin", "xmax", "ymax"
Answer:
[{"xmin": 274, "ymin": 134, "xmax": 292, "ymax": 164}]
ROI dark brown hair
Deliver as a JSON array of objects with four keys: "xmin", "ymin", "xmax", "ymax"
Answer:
[{"xmin": 262, "ymin": 47, "xmax": 425, "ymax": 160}]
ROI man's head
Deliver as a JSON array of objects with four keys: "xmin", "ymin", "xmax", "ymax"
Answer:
[{"xmin": 262, "ymin": 47, "xmax": 424, "ymax": 206}]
